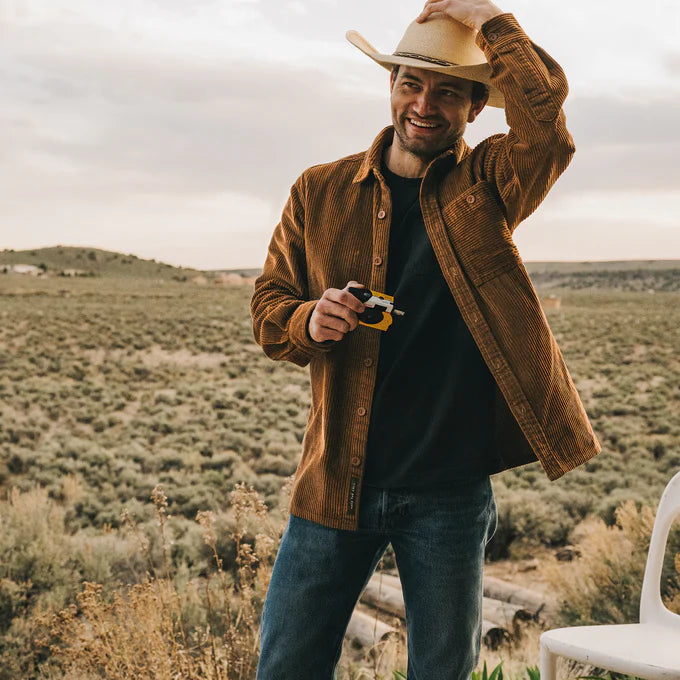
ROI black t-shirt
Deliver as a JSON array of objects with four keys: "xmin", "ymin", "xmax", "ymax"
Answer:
[{"xmin": 363, "ymin": 163, "xmax": 500, "ymax": 487}]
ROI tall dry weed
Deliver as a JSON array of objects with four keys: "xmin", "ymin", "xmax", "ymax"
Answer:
[
  {"xmin": 547, "ymin": 500, "xmax": 656, "ymax": 626},
  {"xmin": 37, "ymin": 482, "xmax": 281, "ymax": 680}
]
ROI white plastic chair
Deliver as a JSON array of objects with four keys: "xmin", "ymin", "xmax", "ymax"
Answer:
[{"xmin": 540, "ymin": 470, "xmax": 680, "ymax": 680}]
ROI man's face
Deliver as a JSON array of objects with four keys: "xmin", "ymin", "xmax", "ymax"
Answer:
[{"xmin": 389, "ymin": 66, "xmax": 486, "ymax": 161}]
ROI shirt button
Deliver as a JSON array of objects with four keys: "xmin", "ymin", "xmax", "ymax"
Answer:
[
  {"xmin": 373, "ymin": 256, "xmax": 383, "ymax": 266},
  {"xmin": 351, "ymin": 456, "xmax": 361, "ymax": 466},
  {"xmin": 466, "ymin": 195, "xmax": 476, "ymax": 204},
  {"xmin": 488, "ymin": 32, "xmax": 498, "ymax": 42},
  {"xmin": 377, "ymin": 209, "xmax": 386, "ymax": 219},
  {"xmin": 357, "ymin": 407, "xmax": 366, "ymax": 416},
  {"xmin": 363, "ymin": 357, "xmax": 373, "ymax": 367}
]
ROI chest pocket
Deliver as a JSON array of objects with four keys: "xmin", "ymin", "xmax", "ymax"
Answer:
[{"xmin": 441, "ymin": 181, "xmax": 522, "ymax": 286}]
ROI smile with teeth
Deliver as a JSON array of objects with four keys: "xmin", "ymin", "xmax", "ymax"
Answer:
[{"xmin": 408, "ymin": 118, "xmax": 441, "ymax": 129}]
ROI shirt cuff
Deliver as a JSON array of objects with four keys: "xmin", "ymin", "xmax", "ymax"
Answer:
[
  {"xmin": 288, "ymin": 299, "xmax": 336, "ymax": 355},
  {"xmin": 476, "ymin": 13, "xmax": 527, "ymax": 51}
]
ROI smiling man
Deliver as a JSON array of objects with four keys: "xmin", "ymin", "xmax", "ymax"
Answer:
[
  {"xmin": 251, "ymin": 0, "xmax": 600, "ymax": 678},
  {"xmin": 387, "ymin": 68, "xmax": 487, "ymax": 176}
]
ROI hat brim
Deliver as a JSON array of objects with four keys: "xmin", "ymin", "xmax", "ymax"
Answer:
[{"xmin": 346, "ymin": 29, "xmax": 505, "ymax": 109}]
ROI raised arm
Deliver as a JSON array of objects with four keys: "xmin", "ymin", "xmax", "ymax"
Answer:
[{"xmin": 419, "ymin": 0, "xmax": 575, "ymax": 232}]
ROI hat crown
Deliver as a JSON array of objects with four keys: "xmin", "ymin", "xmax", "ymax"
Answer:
[
  {"xmin": 394, "ymin": 14, "xmax": 485, "ymax": 67},
  {"xmin": 345, "ymin": 14, "xmax": 505, "ymax": 107}
]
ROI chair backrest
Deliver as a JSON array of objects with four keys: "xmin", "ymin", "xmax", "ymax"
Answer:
[{"xmin": 639, "ymin": 469, "xmax": 680, "ymax": 627}]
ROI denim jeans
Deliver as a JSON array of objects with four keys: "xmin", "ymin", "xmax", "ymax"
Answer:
[{"xmin": 256, "ymin": 476, "xmax": 497, "ymax": 680}]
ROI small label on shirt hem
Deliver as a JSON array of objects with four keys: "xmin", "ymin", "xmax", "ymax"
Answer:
[{"xmin": 347, "ymin": 477, "xmax": 359, "ymax": 515}]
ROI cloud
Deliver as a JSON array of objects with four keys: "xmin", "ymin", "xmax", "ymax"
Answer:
[
  {"xmin": 514, "ymin": 214, "xmax": 680, "ymax": 262},
  {"xmin": 3, "ymin": 0, "xmax": 680, "ymax": 267},
  {"xmin": 2, "ymin": 37, "xmax": 389, "ymax": 206},
  {"xmin": 663, "ymin": 52, "xmax": 680, "ymax": 76},
  {"xmin": 549, "ymin": 94, "xmax": 680, "ymax": 193},
  {"xmin": 565, "ymin": 95, "xmax": 680, "ymax": 147}
]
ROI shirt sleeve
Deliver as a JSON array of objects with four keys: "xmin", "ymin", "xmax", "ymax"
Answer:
[
  {"xmin": 475, "ymin": 13, "xmax": 576, "ymax": 232},
  {"xmin": 250, "ymin": 174, "xmax": 336, "ymax": 367}
]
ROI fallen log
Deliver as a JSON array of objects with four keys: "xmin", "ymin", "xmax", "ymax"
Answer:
[
  {"xmin": 362, "ymin": 574, "xmax": 516, "ymax": 649},
  {"xmin": 482, "ymin": 597, "xmax": 534, "ymax": 628},
  {"xmin": 346, "ymin": 609, "xmax": 399, "ymax": 649},
  {"xmin": 371, "ymin": 573, "xmax": 402, "ymax": 591},
  {"xmin": 482, "ymin": 576, "xmax": 550, "ymax": 619},
  {"xmin": 368, "ymin": 574, "xmax": 533, "ymax": 625},
  {"xmin": 361, "ymin": 579, "xmax": 406, "ymax": 618}
]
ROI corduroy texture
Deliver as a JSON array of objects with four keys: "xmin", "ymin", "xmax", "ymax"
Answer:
[{"xmin": 251, "ymin": 13, "xmax": 601, "ymax": 531}]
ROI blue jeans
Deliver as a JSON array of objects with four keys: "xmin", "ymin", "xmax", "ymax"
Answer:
[{"xmin": 256, "ymin": 476, "xmax": 497, "ymax": 680}]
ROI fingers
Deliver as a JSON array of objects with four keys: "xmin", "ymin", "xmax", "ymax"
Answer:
[
  {"xmin": 336, "ymin": 281, "xmax": 367, "ymax": 314},
  {"xmin": 308, "ymin": 282, "xmax": 368, "ymax": 343},
  {"xmin": 317, "ymin": 298, "xmax": 360, "ymax": 332},
  {"xmin": 416, "ymin": 0, "xmax": 500, "ymax": 28},
  {"xmin": 308, "ymin": 300, "xmax": 355, "ymax": 342},
  {"xmin": 416, "ymin": 0, "xmax": 445, "ymax": 22}
]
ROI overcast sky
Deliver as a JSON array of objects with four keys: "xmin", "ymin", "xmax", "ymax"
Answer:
[{"xmin": 1, "ymin": 0, "xmax": 679, "ymax": 269}]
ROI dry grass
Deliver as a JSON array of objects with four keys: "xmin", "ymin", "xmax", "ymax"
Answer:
[
  {"xmin": 3, "ymin": 275, "xmax": 680, "ymax": 678},
  {"xmin": 546, "ymin": 499, "xmax": 680, "ymax": 628},
  {"xmin": 34, "ymin": 483, "xmax": 281, "ymax": 680}
]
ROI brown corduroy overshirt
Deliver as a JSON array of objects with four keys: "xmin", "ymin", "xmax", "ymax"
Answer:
[{"xmin": 251, "ymin": 13, "xmax": 602, "ymax": 531}]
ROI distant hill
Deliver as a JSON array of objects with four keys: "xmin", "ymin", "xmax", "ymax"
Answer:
[
  {"xmin": 524, "ymin": 260, "xmax": 680, "ymax": 273},
  {"xmin": 208, "ymin": 268, "xmax": 262, "ymax": 278},
  {"xmin": 0, "ymin": 246, "xmax": 201, "ymax": 280},
  {"xmin": 220, "ymin": 261, "xmax": 680, "ymax": 292},
  {"xmin": 524, "ymin": 260, "xmax": 680, "ymax": 291},
  {"xmin": 3, "ymin": 249, "xmax": 679, "ymax": 290}
]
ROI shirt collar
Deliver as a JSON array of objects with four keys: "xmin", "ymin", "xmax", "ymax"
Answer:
[{"xmin": 352, "ymin": 125, "xmax": 469, "ymax": 184}]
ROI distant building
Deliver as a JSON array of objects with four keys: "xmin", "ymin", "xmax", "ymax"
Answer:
[
  {"xmin": 541, "ymin": 295, "xmax": 561, "ymax": 310},
  {"xmin": 215, "ymin": 272, "xmax": 247, "ymax": 286},
  {"xmin": 3, "ymin": 264, "xmax": 43, "ymax": 276}
]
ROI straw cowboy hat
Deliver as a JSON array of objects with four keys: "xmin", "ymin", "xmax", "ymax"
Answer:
[{"xmin": 346, "ymin": 13, "xmax": 505, "ymax": 108}]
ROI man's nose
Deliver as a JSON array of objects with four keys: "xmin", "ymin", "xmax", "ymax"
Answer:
[{"xmin": 412, "ymin": 90, "xmax": 437, "ymax": 116}]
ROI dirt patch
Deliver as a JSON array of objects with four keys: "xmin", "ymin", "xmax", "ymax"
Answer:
[
  {"xmin": 635, "ymin": 375, "xmax": 666, "ymax": 393},
  {"xmin": 82, "ymin": 346, "xmax": 226, "ymax": 369}
]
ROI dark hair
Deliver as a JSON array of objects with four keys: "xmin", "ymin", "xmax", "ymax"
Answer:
[{"xmin": 391, "ymin": 64, "xmax": 488, "ymax": 105}]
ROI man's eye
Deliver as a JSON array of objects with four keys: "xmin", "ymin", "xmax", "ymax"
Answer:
[{"xmin": 442, "ymin": 90, "xmax": 460, "ymax": 98}]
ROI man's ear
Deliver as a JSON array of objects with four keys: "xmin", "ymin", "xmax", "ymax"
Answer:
[
  {"xmin": 389, "ymin": 69, "xmax": 396, "ymax": 93},
  {"xmin": 467, "ymin": 94, "xmax": 488, "ymax": 123}
]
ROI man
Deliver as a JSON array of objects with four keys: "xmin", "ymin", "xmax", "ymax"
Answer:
[{"xmin": 251, "ymin": 0, "xmax": 601, "ymax": 677}]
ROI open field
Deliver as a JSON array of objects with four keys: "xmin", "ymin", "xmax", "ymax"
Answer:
[
  {"xmin": 1, "ymin": 255, "xmax": 680, "ymax": 677},
  {"xmin": 2, "ymin": 271, "xmax": 679, "ymax": 547}
]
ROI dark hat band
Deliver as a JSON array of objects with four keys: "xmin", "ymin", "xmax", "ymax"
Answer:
[{"xmin": 392, "ymin": 51, "xmax": 459, "ymax": 67}]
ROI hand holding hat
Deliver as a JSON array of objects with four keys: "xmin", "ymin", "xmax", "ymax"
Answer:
[
  {"xmin": 416, "ymin": 0, "xmax": 503, "ymax": 31},
  {"xmin": 346, "ymin": 0, "xmax": 506, "ymax": 107}
]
